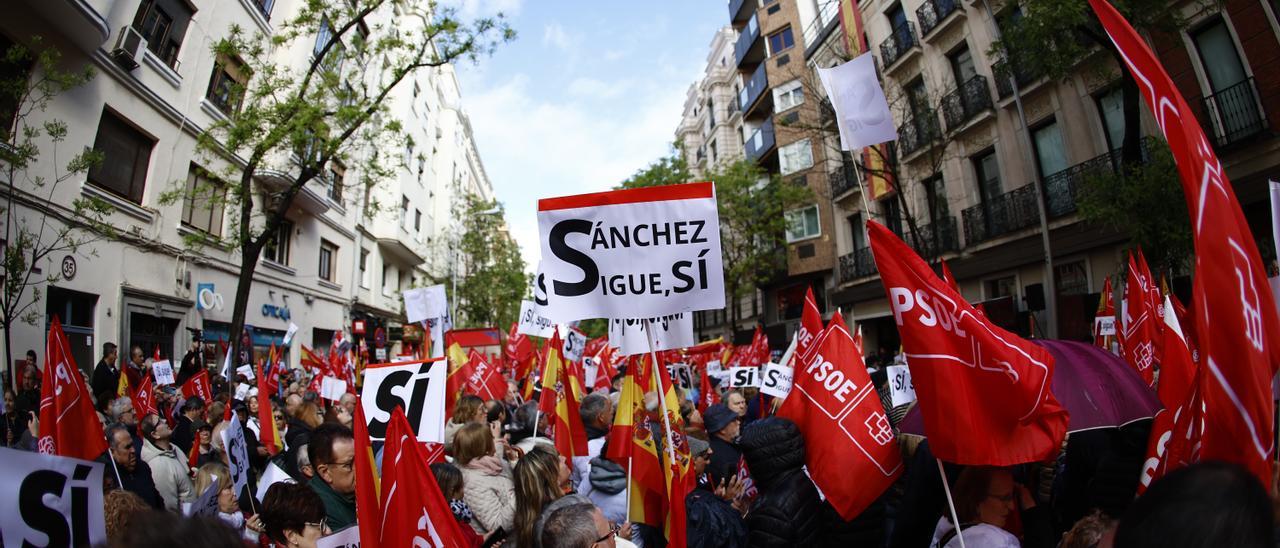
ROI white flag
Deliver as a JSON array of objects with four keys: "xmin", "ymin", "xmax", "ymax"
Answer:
[{"xmin": 817, "ymin": 52, "xmax": 897, "ymax": 151}]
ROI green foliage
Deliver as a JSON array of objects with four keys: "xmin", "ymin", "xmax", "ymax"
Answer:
[
  {"xmin": 576, "ymin": 318, "xmax": 608, "ymax": 339},
  {"xmin": 454, "ymin": 195, "xmax": 528, "ymax": 329},
  {"xmin": 619, "ymin": 144, "xmax": 693, "ymax": 189},
  {"xmin": 1077, "ymin": 143, "xmax": 1192, "ymax": 273}
]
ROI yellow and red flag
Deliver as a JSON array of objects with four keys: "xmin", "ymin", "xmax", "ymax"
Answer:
[
  {"xmin": 444, "ymin": 334, "xmax": 474, "ymax": 420},
  {"xmin": 606, "ymin": 355, "xmax": 664, "ymax": 526},
  {"xmin": 538, "ymin": 330, "xmax": 589, "ymax": 462},
  {"xmin": 255, "ymin": 364, "xmax": 282, "ymax": 455},
  {"xmin": 653, "ymin": 353, "xmax": 693, "ymax": 547}
]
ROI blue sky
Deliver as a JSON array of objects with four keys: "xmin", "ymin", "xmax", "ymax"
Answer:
[{"xmin": 446, "ymin": 0, "xmax": 729, "ymax": 269}]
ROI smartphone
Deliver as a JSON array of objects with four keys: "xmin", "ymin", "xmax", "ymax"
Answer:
[{"xmin": 482, "ymin": 527, "xmax": 508, "ymax": 548}]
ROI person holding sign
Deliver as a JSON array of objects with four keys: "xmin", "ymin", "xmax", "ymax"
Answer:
[{"xmin": 192, "ymin": 463, "xmax": 260, "ymax": 541}]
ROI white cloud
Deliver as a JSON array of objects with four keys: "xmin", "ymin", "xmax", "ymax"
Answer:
[
  {"xmin": 566, "ymin": 77, "xmax": 627, "ymax": 98},
  {"xmin": 542, "ymin": 23, "xmax": 574, "ymax": 51}
]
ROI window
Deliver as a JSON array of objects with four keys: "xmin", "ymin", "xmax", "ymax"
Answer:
[
  {"xmin": 382, "ymin": 261, "xmax": 390, "ymax": 295},
  {"xmin": 359, "ymin": 249, "xmax": 370, "ymax": 288},
  {"xmin": 985, "ymin": 275, "xmax": 1017, "ymax": 299},
  {"xmin": 972, "ymin": 149, "xmax": 1002, "ymax": 204},
  {"xmin": 1191, "ymin": 17, "xmax": 1247, "ymax": 94},
  {"xmin": 414, "ymin": 209, "xmax": 422, "ymax": 231},
  {"xmin": 263, "ymin": 220, "xmax": 292, "ymax": 265},
  {"xmin": 1190, "ymin": 17, "xmax": 1259, "ymax": 141},
  {"xmin": 906, "ymin": 78, "xmax": 929, "ymax": 119},
  {"xmin": 88, "ymin": 109, "xmax": 154, "ymax": 204},
  {"xmin": 314, "ymin": 17, "xmax": 333, "ymax": 59},
  {"xmin": 1032, "ymin": 120, "xmax": 1068, "ymax": 177},
  {"xmin": 848, "ymin": 213, "xmax": 866, "ymax": 249},
  {"xmin": 1095, "ymin": 88, "xmax": 1125, "ymax": 152},
  {"xmin": 882, "ymin": 198, "xmax": 903, "ymax": 236},
  {"xmin": 922, "ymin": 175, "xmax": 949, "ymax": 223},
  {"xmin": 779, "ymin": 139, "xmax": 813, "ymax": 175},
  {"xmin": 0, "ymin": 35, "xmax": 33, "ymax": 141},
  {"xmin": 708, "ymin": 139, "xmax": 717, "ymax": 164},
  {"xmin": 400, "ymin": 196, "xmax": 410, "ymax": 228},
  {"xmin": 773, "ymin": 79, "xmax": 805, "ymax": 111},
  {"xmin": 887, "ymin": 5, "xmax": 908, "ymax": 33},
  {"xmin": 768, "ymin": 26, "xmax": 795, "ymax": 55},
  {"xmin": 707, "ymin": 98, "xmax": 716, "ymax": 127},
  {"xmin": 131, "ymin": 0, "xmax": 192, "ymax": 68},
  {"xmin": 949, "ymin": 45, "xmax": 976, "ymax": 87},
  {"xmin": 319, "ymin": 240, "xmax": 337, "ymax": 282},
  {"xmin": 180, "ymin": 165, "xmax": 225, "ymax": 235},
  {"xmin": 328, "ymin": 162, "xmax": 345, "ymax": 204},
  {"xmin": 253, "ymin": 0, "xmax": 274, "ymax": 19},
  {"xmin": 785, "ymin": 205, "xmax": 821, "ymax": 242},
  {"xmin": 206, "ymin": 54, "xmax": 249, "ymax": 114}
]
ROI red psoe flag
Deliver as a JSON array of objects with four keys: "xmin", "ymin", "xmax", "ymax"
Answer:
[
  {"xmin": 697, "ymin": 358, "xmax": 720, "ymax": 415},
  {"xmin": 797, "ymin": 287, "xmax": 825, "ymax": 362},
  {"xmin": 38, "ymin": 317, "xmax": 109, "ymax": 460},
  {"xmin": 779, "ymin": 311, "xmax": 902, "ymax": 519},
  {"xmin": 380, "ymin": 407, "xmax": 467, "ymax": 548},
  {"xmin": 180, "ymin": 369, "xmax": 213, "ymax": 403},
  {"xmin": 538, "ymin": 330, "xmax": 589, "ymax": 460},
  {"xmin": 940, "ymin": 259, "xmax": 960, "ymax": 293},
  {"xmin": 1088, "ymin": 0, "xmax": 1280, "ymax": 487},
  {"xmin": 868, "ymin": 221, "xmax": 1068, "ymax": 465},
  {"xmin": 1139, "ymin": 295, "xmax": 1202, "ymax": 494},
  {"xmin": 465, "ymin": 350, "xmax": 508, "ymax": 402},
  {"xmin": 353, "ymin": 396, "xmax": 381, "ymax": 548},
  {"xmin": 131, "ymin": 375, "xmax": 157, "ymax": 419},
  {"xmin": 1121, "ymin": 251, "xmax": 1162, "ymax": 386}
]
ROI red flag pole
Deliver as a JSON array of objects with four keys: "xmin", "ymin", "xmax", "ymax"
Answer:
[{"xmin": 937, "ymin": 458, "xmax": 967, "ymax": 548}]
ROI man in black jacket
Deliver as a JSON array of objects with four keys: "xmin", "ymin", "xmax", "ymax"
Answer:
[
  {"xmin": 91, "ymin": 343, "xmax": 120, "ymax": 404},
  {"xmin": 100, "ymin": 423, "xmax": 162, "ymax": 508},
  {"xmin": 704, "ymin": 403, "xmax": 742, "ymax": 486}
]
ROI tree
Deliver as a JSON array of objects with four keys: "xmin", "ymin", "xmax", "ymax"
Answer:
[
  {"xmin": 453, "ymin": 194, "xmax": 527, "ymax": 329},
  {"xmin": 161, "ymin": 0, "xmax": 513, "ymax": 371},
  {"xmin": 0, "ymin": 38, "xmax": 110, "ymax": 381},
  {"xmin": 621, "ymin": 156, "xmax": 812, "ymax": 332},
  {"xmin": 1078, "ymin": 145, "xmax": 1192, "ymax": 273}
]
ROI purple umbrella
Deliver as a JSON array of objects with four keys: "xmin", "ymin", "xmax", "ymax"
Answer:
[{"xmin": 899, "ymin": 339, "xmax": 1161, "ymax": 436}]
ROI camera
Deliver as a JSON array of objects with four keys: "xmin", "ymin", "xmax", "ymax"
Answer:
[{"xmin": 185, "ymin": 327, "xmax": 204, "ymax": 343}]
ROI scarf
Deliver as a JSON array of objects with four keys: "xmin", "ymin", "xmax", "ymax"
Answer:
[
  {"xmin": 464, "ymin": 455, "xmax": 505, "ymax": 475},
  {"xmin": 449, "ymin": 499, "xmax": 474, "ymax": 523}
]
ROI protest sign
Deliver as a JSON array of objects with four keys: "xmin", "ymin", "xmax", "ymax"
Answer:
[
  {"xmin": 608, "ymin": 313, "xmax": 695, "ymax": 357},
  {"xmin": 233, "ymin": 383, "xmax": 251, "ymax": 401},
  {"xmin": 729, "ymin": 367, "xmax": 760, "ymax": 388},
  {"xmin": 321, "ymin": 377, "xmax": 348, "ymax": 401},
  {"xmin": 256, "ymin": 461, "xmax": 293, "ymax": 501},
  {"xmin": 817, "ymin": 52, "xmax": 897, "ymax": 151},
  {"xmin": 236, "ymin": 364, "xmax": 255, "ymax": 380},
  {"xmin": 283, "ymin": 322, "xmax": 299, "ymax": 345},
  {"xmin": 562, "ymin": 327, "xmax": 588, "ymax": 363},
  {"xmin": 666, "ymin": 363, "xmax": 694, "ymax": 391},
  {"xmin": 760, "ymin": 362, "xmax": 794, "ymax": 399},
  {"xmin": 0, "ymin": 447, "xmax": 106, "ymax": 547},
  {"xmin": 361, "ymin": 358, "xmax": 447, "ymax": 443},
  {"xmin": 1095, "ymin": 316, "xmax": 1117, "ymax": 337},
  {"xmin": 220, "ymin": 412, "xmax": 251, "ymax": 496},
  {"xmin": 151, "ymin": 359, "xmax": 175, "ymax": 386},
  {"xmin": 517, "ymin": 300, "xmax": 556, "ymax": 338},
  {"xmin": 188, "ymin": 476, "xmax": 220, "ymax": 517},
  {"xmin": 316, "ymin": 525, "xmax": 360, "ymax": 548},
  {"xmin": 584, "ymin": 356, "xmax": 599, "ymax": 389},
  {"xmin": 886, "ymin": 364, "xmax": 916, "ymax": 407},
  {"xmin": 537, "ymin": 182, "xmax": 725, "ymax": 321},
  {"xmin": 402, "ymin": 285, "xmax": 449, "ymax": 324}
]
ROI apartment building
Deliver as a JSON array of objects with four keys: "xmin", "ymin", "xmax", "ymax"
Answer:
[{"xmin": 2, "ymin": 0, "xmax": 493, "ymax": 375}]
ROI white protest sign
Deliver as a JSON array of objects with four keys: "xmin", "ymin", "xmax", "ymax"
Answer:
[
  {"xmin": 608, "ymin": 313, "xmax": 695, "ymax": 357},
  {"xmin": 0, "ymin": 447, "xmax": 106, "ymax": 547},
  {"xmin": 375, "ymin": 348, "xmax": 387, "ymax": 361},
  {"xmin": 517, "ymin": 300, "xmax": 556, "ymax": 338},
  {"xmin": 665, "ymin": 363, "xmax": 694, "ymax": 391},
  {"xmin": 760, "ymin": 362, "xmax": 794, "ymax": 399},
  {"xmin": 817, "ymin": 52, "xmax": 897, "ymax": 151},
  {"xmin": 236, "ymin": 364, "xmax": 255, "ymax": 380},
  {"xmin": 537, "ymin": 182, "xmax": 725, "ymax": 321},
  {"xmin": 151, "ymin": 360, "xmax": 175, "ymax": 386},
  {"xmin": 188, "ymin": 475, "xmax": 220, "ymax": 517},
  {"xmin": 316, "ymin": 525, "xmax": 361, "ymax": 548},
  {"xmin": 584, "ymin": 356, "xmax": 599, "ymax": 388},
  {"xmin": 887, "ymin": 364, "xmax": 916, "ymax": 407},
  {"xmin": 321, "ymin": 377, "xmax": 348, "ymax": 401},
  {"xmin": 256, "ymin": 461, "xmax": 294, "ymax": 501},
  {"xmin": 392, "ymin": 354, "xmax": 417, "ymax": 363},
  {"xmin": 361, "ymin": 359, "xmax": 447, "ymax": 443},
  {"xmin": 283, "ymin": 322, "xmax": 300, "ymax": 345},
  {"xmin": 562, "ymin": 327, "xmax": 588, "ymax": 363},
  {"xmin": 729, "ymin": 367, "xmax": 760, "ymax": 388},
  {"xmin": 1095, "ymin": 316, "xmax": 1117, "ymax": 337},
  {"xmin": 234, "ymin": 383, "xmax": 251, "ymax": 401},
  {"xmin": 403, "ymin": 287, "xmax": 430, "ymax": 324},
  {"xmin": 220, "ymin": 412, "xmax": 250, "ymax": 496}
]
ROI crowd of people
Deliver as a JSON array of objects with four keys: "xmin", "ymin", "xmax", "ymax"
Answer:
[{"xmin": 1, "ymin": 339, "xmax": 1277, "ymax": 548}]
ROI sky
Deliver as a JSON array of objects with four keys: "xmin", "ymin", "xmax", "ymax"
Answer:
[{"xmin": 444, "ymin": 0, "xmax": 729, "ymax": 270}]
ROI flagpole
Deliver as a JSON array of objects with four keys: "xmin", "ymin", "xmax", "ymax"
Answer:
[
  {"xmin": 936, "ymin": 458, "xmax": 967, "ymax": 548},
  {"xmin": 107, "ymin": 453, "xmax": 124, "ymax": 491},
  {"xmin": 643, "ymin": 320, "xmax": 680, "ymax": 483}
]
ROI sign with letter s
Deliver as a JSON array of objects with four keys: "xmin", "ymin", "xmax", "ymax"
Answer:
[
  {"xmin": 517, "ymin": 299, "xmax": 556, "ymax": 338},
  {"xmin": 729, "ymin": 367, "xmax": 760, "ymax": 388},
  {"xmin": 608, "ymin": 314, "xmax": 695, "ymax": 357},
  {"xmin": 760, "ymin": 362, "xmax": 794, "ymax": 399},
  {"xmin": 0, "ymin": 447, "xmax": 106, "ymax": 547},
  {"xmin": 886, "ymin": 364, "xmax": 916, "ymax": 407},
  {"xmin": 537, "ymin": 182, "xmax": 725, "ymax": 321},
  {"xmin": 360, "ymin": 358, "xmax": 447, "ymax": 443}
]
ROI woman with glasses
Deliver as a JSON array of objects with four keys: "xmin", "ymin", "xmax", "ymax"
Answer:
[
  {"xmin": 260, "ymin": 481, "xmax": 330, "ymax": 548},
  {"xmin": 930, "ymin": 466, "xmax": 1053, "ymax": 548},
  {"xmin": 190, "ymin": 462, "xmax": 260, "ymax": 542}
]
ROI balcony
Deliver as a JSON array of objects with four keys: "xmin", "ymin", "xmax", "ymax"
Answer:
[
  {"xmin": 735, "ymin": 15, "xmax": 765, "ymax": 68},
  {"xmin": 961, "ymin": 183, "xmax": 1042, "ymax": 245},
  {"xmin": 1203, "ymin": 77, "xmax": 1268, "ymax": 148},
  {"xmin": 739, "ymin": 63, "xmax": 770, "ymax": 117},
  {"xmin": 829, "ymin": 162, "xmax": 859, "ymax": 198},
  {"xmin": 879, "ymin": 21, "xmax": 920, "ymax": 71},
  {"xmin": 897, "ymin": 110, "xmax": 941, "ymax": 157},
  {"xmin": 21, "ymin": 0, "xmax": 110, "ymax": 54},
  {"xmin": 803, "ymin": 0, "xmax": 842, "ymax": 60},
  {"xmin": 745, "ymin": 118, "xmax": 776, "ymax": 162},
  {"xmin": 729, "ymin": 0, "xmax": 758, "ymax": 24},
  {"xmin": 838, "ymin": 246, "xmax": 878, "ymax": 283},
  {"xmin": 905, "ymin": 216, "xmax": 961, "ymax": 257},
  {"xmin": 992, "ymin": 59, "xmax": 1041, "ymax": 99},
  {"xmin": 917, "ymin": 0, "xmax": 962, "ymax": 38},
  {"xmin": 1042, "ymin": 137, "xmax": 1157, "ymax": 217},
  {"xmin": 941, "ymin": 75, "xmax": 993, "ymax": 132}
]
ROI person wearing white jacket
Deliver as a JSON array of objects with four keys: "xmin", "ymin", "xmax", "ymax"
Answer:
[{"xmin": 140, "ymin": 413, "xmax": 194, "ymax": 512}]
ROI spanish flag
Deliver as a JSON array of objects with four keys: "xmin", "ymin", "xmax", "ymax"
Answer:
[
  {"xmin": 353, "ymin": 396, "xmax": 381, "ymax": 548},
  {"xmin": 444, "ymin": 336, "xmax": 473, "ymax": 420},
  {"xmin": 606, "ymin": 355, "xmax": 664, "ymax": 527},
  {"xmin": 116, "ymin": 365, "xmax": 130, "ymax": 398},
  {"xmin": 255, "ymin": 364, "xmax": 282, "ymax": 455},
  {"xmin": 537, "ymin": 330, "xmax": 588, "ymax": 462},
  {"xmin": 653, "ymin": 353, "xmax": 693, "ymax": 548}
]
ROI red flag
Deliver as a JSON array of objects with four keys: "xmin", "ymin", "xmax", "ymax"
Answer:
[
  {"xmin": 797, "ymin": 287, "xmax": 824, "ymax": 363},
  {"xmin": 153, "ymin": 345, "xmax": 161, "ymax": 362},
  {"xmin": 380, "ymin": 406, "xmax": 468, "ymax": 548},
  {"xmin": 868, "ymin": 221, "xmax": 1068, "ymax": 465},
  {"xmin": 256, "ymin": 364, "xmax": 281, "ymax": 455},
  {"xmin": 591, "ymin": 346, "xmax": 618, "ymax": 393},
  {"xmin": 300, "ymin": 345, "xmax": 327, "ymax": 374},
  {"xmin": 464, "ymin": 350, "xmax": 508, "ymax": 401},
  {"xmin": 729, "ymin": 327, "xmax": 769, "ymax": 367},
  {"xmin": 779, "ymin": 311, "xmax": 902, "ymax": 519},
  {"xmin": 1089, "ymin": 0, "xmax": 1280, "ymax": 487},
  {"xmin": 940, "ymin": 259, "xmax": 960, "ymax": 293},
  {"xmin": 538, "ymin": 331, "xmax": 589, "ymax": 459},
  {"xmin": 353, "ymin": 396, "xmax": 381, "ymax": 548},
  {"xmin": 187, "ymin": 436, "xmax": 202, "ymax": 469},
  {"xmin": 180, "ymin": 369, "xmax": 213, "ymax": 403},
  {"xmin": 131, "ymin": 375, "xmax": 157, "ymax": 419},
  {"xmin": 1094, "ymin": 276, "xmax": 1117, "ymax": 350},
  {"xmin": 1121, "ymin": 251, "xmax": 1162, "ymax": 386},
  {"xmin": 697, "ymin": 359, "xmax": 720, "ymax": 415},
  {"xmin": 37, "ymin": 317, "xmax": 109, "ymax": 460},
  {"xmin": 505, "ymin": 322, "xmax": 534, "ymax": 373},
  {"xmin": 1139, "ymin": 296, "xmax": 1201, "ymax": 493}
]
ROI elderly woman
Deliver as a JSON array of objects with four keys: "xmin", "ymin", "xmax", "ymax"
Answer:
[
  {"xmin": 930, "ymin": 467, "xmax": 1054, "ymax": 548},
  {"xmin": 190, "ymin": 462, "xmax": 259, "ymax": 541}
]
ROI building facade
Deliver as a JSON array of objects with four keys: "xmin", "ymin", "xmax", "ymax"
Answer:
[{"xmin": 2, "ymin": 0, "xmax": 494, "ymax": 378}]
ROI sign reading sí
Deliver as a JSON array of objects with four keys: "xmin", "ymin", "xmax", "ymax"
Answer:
[{"xmin": 537, "ymin": 182, "xmax": 725, "ymax": 321}]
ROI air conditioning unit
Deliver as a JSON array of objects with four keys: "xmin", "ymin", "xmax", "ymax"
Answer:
[{"xmin": 109, "ymin": 26, "xmax": 147, "ymax": 71}]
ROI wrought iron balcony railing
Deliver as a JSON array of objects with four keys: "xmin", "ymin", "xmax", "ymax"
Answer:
[
  {"xmin": 829, "ymin": 162, "xmax": 859, "ymax": 197},
  {"xmin": 992, "ymin": 59, "xmax": 1040, "ymax": 99},
  {"xmin": 941, "ymin": 75, "xmax": 993, "ymax": 131},
  {"xmin": 1202, "ymin": 77, "xmax": 1267, "ymax": 148},
  {"xmin": 961, "ymin": 183, "xmax": 1042, "ymax": 245},
  {"xmin": 898, "ymin": 110, "xmax": 941, "ymax": 156},
  {"xmin": 838, "ymin": 246, "xmax": 878, "ymax": 283},
  {"xmin": 879, "ymin": 21, "xmax": 919, "ymax": 68},
  {"xmin": 917, "ymin": 0, "xmax": 960, "ymax": 37}
]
